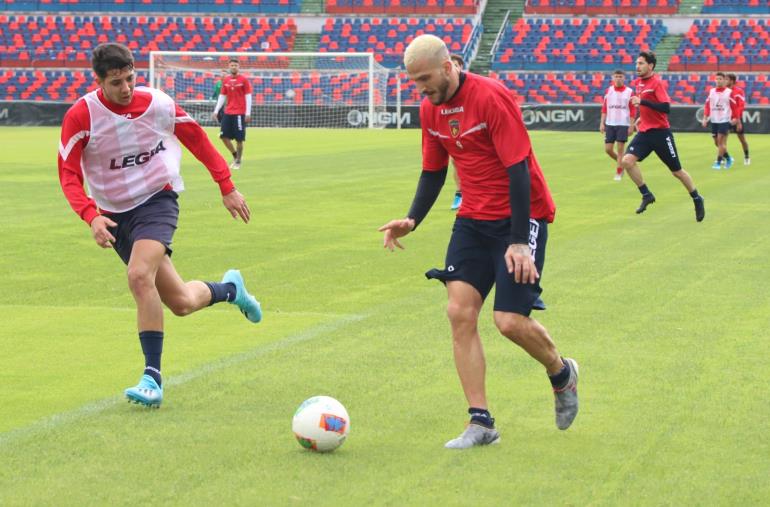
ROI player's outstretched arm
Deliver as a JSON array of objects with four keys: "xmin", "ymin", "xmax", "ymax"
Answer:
[
  {"xmin": 379, "ymin": 167, "xmax": 447, "ymax": 251},
  {"xmin": 223, "ymin": 189, "xmax": 250, "ymax": 223}
]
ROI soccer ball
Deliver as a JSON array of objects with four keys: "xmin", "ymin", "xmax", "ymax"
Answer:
[
  {"xmin": 292, "ymin": 396, "xmax": 349, "ymax": 452},
  {"xmin": 285, "ymin": 89, "xmax": 296, "ymax": 99}
]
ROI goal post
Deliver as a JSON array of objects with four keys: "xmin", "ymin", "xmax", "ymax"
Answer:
[{"xmin": 149, "ymin": 51, "xmax": 390, "ymax": 128}]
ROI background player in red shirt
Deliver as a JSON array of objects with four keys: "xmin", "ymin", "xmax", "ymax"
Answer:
[
  {"xmin": 621, "ymin": 51, "xmax": 705, "ymax": 222},
  {"xmin": 379, "ymin": 35, "xmax": 579, "ymax": 449},
  {"xmin": 59, "ymin": 43, "xmax": 262, "ymax": 408},
  {"xmin": 212, "ymin": 58, "xmax": 252, "ymax": 170},
  {"xmin": 726, "ymin": 73, "xmax": 750, "ymax": 165}
]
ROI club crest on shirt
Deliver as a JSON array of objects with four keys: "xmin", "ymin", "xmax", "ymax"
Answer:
[{"xmin": 449, "ymin": 119, "xmax": 460, "ymax": 138}]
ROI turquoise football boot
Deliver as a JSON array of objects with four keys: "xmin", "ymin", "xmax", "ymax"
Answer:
[
  {"xmin": 125, "ymin": 374, "xmax": 163, "ymax": 408},
  {"xmin": 725, "ymin": 155, "xmax": 734, "ymax": 169},
  {"xmin": 222, "ymin": 269, "xmax": 262, "ymax": 323}
]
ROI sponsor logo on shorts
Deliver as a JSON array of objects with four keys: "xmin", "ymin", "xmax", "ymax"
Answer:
[
  {"xmin": 528, "ymin": 219, "xmax": 539, "ymax": 260},
  {"xmin": 665, "ymin": 136, "xmax": 677, "ymax": 158}
]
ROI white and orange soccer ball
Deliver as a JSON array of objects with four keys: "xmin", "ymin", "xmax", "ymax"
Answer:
[{"xmin": 292, "ymin": 396, "xmax": 349, "ymax": 452}]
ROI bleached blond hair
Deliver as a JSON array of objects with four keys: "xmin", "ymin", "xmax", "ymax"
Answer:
[{"xmin": 403, "ymin": 34, "xmax": 449, "ymax": 68}]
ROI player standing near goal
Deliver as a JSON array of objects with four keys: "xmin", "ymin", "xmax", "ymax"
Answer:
[
  {"xmin": 726, "ymin": 73, "xmax": 750, "ymax": 165},
  {"xmin": 600, "ymin": 70, "xmax": 636, "ymax": 181},
  {"xmin": 701, "ymin": 72, "xmax": 738, "ymax": 170},
  {"xmin": 211, "ymin": 70, "xmax": 228, "ymax": 125},
  {"xmin": 379, "ymin": 34, "xmax": 579, "ymax": 449},
  {"xmin": 58, "ymin": 43, "xmax": 263, "ymax": 408},
  {"xmin": 621, "ymin": 51, "xmax": 705, "ymax": 222},
  {"xmin": 212, "ymin": 58, "xmax": 252, "ymax": 170}
]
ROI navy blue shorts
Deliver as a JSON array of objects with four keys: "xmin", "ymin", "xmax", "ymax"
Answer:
[
  {"xmin": 711, "ymin": 122, "xmax": 730, "ymax": 136},
  {"xmin": 106, "ymin": 190, "xmax": 179, "ymax": 265},
  {"xmin": 220, "ymin": 113, "xmax": 246, "ymax": 141},
  {"xmin": 605, "ymin": 124, "xmax": 630, "ymax": 144},
  {"xmin": 626, "ymin": 128, "xmax": 682, "ymax": 172},
  {"xmin": 729, "ymin": 122, "xmax": 744, "ymax": 134},
  {"xmin": 426, "ymin": 217, "xmax": 548, "ymax": 316}
]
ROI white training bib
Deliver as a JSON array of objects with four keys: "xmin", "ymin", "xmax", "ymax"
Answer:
[
  {"xmin": 706, "ymin": 87, "xmax": 733, "ymax": 124},
  {"xmin": 604, "ymin": 86, "xmax": 633, "ymax": 126},
  {"xmin": 81, "ymin": 86, "xmax": 184, "ymax": 212}
]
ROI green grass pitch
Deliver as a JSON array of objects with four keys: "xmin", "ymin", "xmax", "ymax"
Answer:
[{"xmin": 0, "ymin": 126, "xmax": 768, "ymax": 505}]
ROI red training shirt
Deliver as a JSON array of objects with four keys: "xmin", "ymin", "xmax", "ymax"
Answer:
[
  {"xmin": 58, "ymin": 88, "xmax": 235, "ymax": 224},
  {"xmin": 420, "ymin": 72, "xmax": 555, "ymax": 222},
  {"xmin": 221, "ymin": 74, "xmax": 252, "ymax": 115},
  {"xmin": 731, "ymin": 85, "xmax": 746, "ymax": 118},
  {"xmin": 632, "ymin": 73, "xmax": 671, "ymax": 132}
]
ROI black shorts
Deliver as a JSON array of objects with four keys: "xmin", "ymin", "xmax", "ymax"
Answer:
[
  {"xmin": 711, "ymin": 122, "xmax": 730, "ymax": 136},
  {"xmin": 626, "ymin": 128, "xmax": 682, "ymax": 172},
  {"xmin": 605, "ymin": 124, "xmax": 630, "ymax": 144},
  {"xmin": 425, "ymin": 217, "xmax": 548, "ymax": 317},
  {"xmin": 106, "ymin": 190, "xmax": 179, "ymax": 265},
  {"xmin": 216, "ymin": 109, "xmax": 224, "ymax": 125},
  {"xmin": 220, "ymin": 113, "xmax": 246, "ymax": 141}
]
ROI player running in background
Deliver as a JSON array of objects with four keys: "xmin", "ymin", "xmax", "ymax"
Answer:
[
  {"xmin": 448, "ymin": 53, "xmax": 464, "ymax": 209},
  {"xmin": 726, "ymin": 73, "xmax": 750, "ymax": 165},
  {"xmin": 622, "ymin": 51, "xmax": 705, "ymax": 222},
  {"xmin": 379, "ymin": 35, "xmax": 579, "ymax": 449},
  {"xmin": 702, "ymin": 72, "xmax": 738, "ymax": 170},
  {"xmin": 58, "ymin": 43, "xmax": 262, "ymax": 408},
  {"xmin": 601, "ymin": 70, "xmax": 636, "ymax": 181},
  {"xmin": 212, "ymin": 58, "xmax": 252, "ymax": 170}
]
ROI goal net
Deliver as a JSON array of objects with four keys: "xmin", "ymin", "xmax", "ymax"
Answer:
[{"xmin": 149, "ymin": 51, "xmax": 390, "ymax": 128}]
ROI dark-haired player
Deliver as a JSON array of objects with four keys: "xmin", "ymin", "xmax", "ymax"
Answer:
[{"xmin": 621, "ymin": 51, "xmax": 705, "ymax": 222}]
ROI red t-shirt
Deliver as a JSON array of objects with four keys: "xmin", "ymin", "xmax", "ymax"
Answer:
[
  {"xmin": 421, "ymin": 72, "xmax": 555, "ymax": 222},
  {"xmin": 221, "ymin": 74, "xmax": 252, "ymax": 115},
  {"xmin": 731, "ymin": 85, "xmax": 746, "ymax": 116},
  {"xmin": 58, "ymin": 88, "xmax": 234, "ymax": 224},
  {"xmin": 632, "ymin": 74, "xmax": 670, "ymax": 131}
]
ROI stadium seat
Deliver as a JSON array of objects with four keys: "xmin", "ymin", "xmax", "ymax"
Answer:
[
  {"xmin": 0, "ymin": 15, "xmax": 297, "ymax": 67},
  {"xmin": 670, "ymin": 18, "xmax": 770, "ymax": 71},
  {"xmin": 491, "ymin": 17, "xmax": 667, "ymax": 71},
  {"xmin": 0, "ymin": 0, "xmax": 304, "ymax": 13},
  {"xmin": 525, "ymin": 0, "xmax": 679, "ymax": 15},
  {"xmin": 325, "ymin": 0, "xmax": 478, "ymax": 15}
]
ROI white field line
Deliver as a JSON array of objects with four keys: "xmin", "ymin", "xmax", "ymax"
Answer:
[{"xmin": 0, "ymin": 312, "xmax": 366, "ymax": 448}]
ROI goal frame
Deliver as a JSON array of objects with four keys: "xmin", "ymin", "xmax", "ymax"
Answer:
[{"xmin": 149, "ymin": 50, "xmax": 379, "ymax": 128}]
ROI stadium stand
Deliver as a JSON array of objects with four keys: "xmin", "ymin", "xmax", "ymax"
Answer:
[
  {"xmin": 0, "ymin": 15, "xmax": 297, "ymax": 67},
  {"xmin": 525, "ymin": 0, "xmax": 679, "ymax": 15},
  {"xmin": 318, "ymin": 16, "xmax": 480, "ymax": 67},
  {"xmin": 668, "ymin": 19, "xmax": 770, "ymax": 71},
  {"xmin": 491, "ymin": 17, "xmax": 667, "ymax": 70},
  {"xmin": 0, "ymin": 0, "xmax": 302, "ymax": 14},
  {"xmin": 701, "ymin": 0, "xmax": 769, "ymax": 14},
  {"xmin": 325, "ymin": 0, "xmax": 479, "ymax": 15}
]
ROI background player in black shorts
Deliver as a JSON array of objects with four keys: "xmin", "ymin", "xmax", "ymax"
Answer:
[{"xmin": 621, "ymin": 52, "xmax": 705, "ymax": 222}]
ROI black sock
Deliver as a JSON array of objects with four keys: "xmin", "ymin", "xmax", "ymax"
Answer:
[
  {"xmin": 724, "ymin": 151, "xmax": 731, "ymax": 160},
  {"xmin": 548, "ymin": 360, "xmax": 571, "ymax": 389},
  {"xmin": 139, "ymin": 331, "xmax": 163, "ymax": 386},
  {"xmin": 690, "ymin": 189, "xmax": 700, "ymax": 199},
  {"xmin": 468, "ymin": 407, "xmax": 495, "ymax": 428},
  {"xmin": 455, "ymin": 190, "xmax": 462, "ymax": 198},
  {"xmin": 638, "ymin": 184, "xmax": 652, "ymax": 197},
  {"xmin": 205, "ymin": 282, "xmax": 236, "ymax": 305},
  {"xmin": 717, "ymin": 155, "xmax": 723, "ymax": 163},
  {"xmin": 744, "ymin": 149, "xmax": 749, "ymax": 158},
  {"xmin": 232, "ymin": 151, "xmax": 237, "ymax": 159}
]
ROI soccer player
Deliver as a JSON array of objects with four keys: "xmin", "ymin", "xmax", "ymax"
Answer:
[
  {"xmin": 448, "ymin": 53, "xmax": 464, "ymax": 210},
  {"xmin": 701, "ymin": 71, "xmax": 738, "ymax": 170},
  {"xmin": 211, "ymin": 70, "xmax": 227, "ymax": 125},
  {"xmin": 621, "ymin": 51, "xmax": 705, "ymax": 222},
  {"xmin": 601, "ymin": 70, "xmax": 636, "ymax": 181},
  {"xmin": 379, "ymin": 35, "xmax": 579, "ymax": 449},
  {"xmin": 58, "ymin": 43, "xmax": 263, "ymax": 408},
  {"xmin": 212, "ymin": 58, "xmax": 252, "ymax": 170},
  {"xmin": 726, "ymin": 73, "xmax": 750, "ymax": 165}
]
